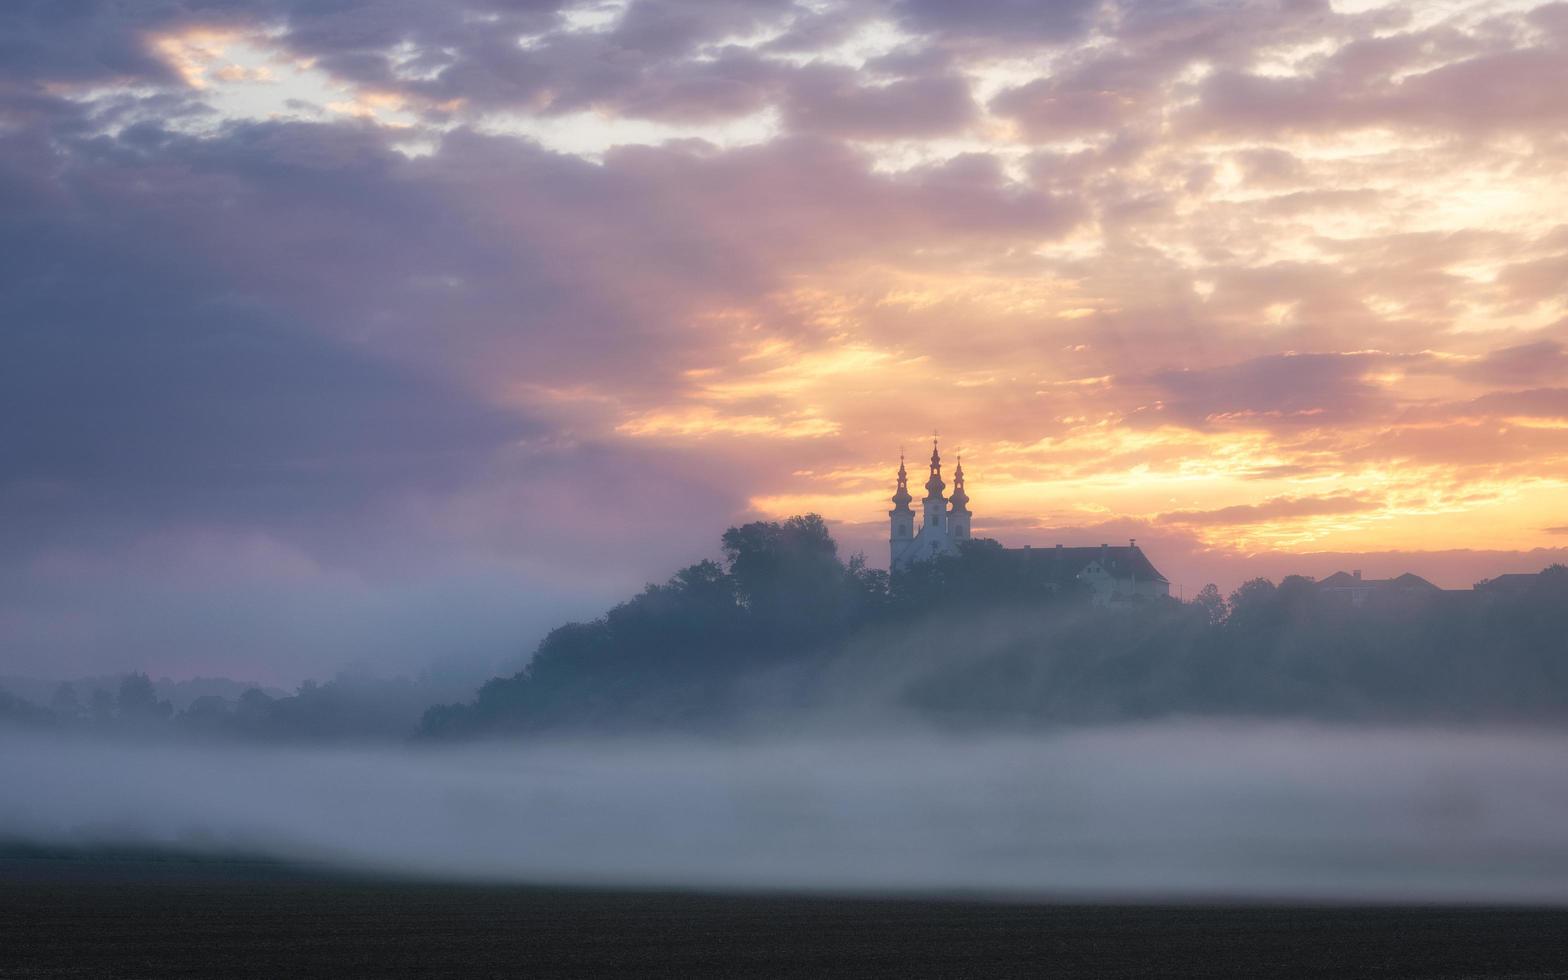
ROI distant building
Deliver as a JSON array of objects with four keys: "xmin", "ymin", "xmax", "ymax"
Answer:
[
  {"xmin": 1475, "ymin": 572, "xmax": 1548, "ymax": 595},
  {"xmin": 888, "ymin": 442, "xmax": 969, "ymax": 570},
  {"xmin": 1317, "ymin": 570, "xmax": 1442, "ymax": 607},
  {"xmin": 1003, "ymin": 543, "xmax": 1171, "ymax": 605},
  {"xmin": 888, "ymin": 441, "xmax": 1170, "ymax": 605}
]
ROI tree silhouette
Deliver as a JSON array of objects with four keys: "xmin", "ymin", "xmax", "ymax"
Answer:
[
  {"xmin": 116, "ymin": 672, "xmax": 173, "ymax": 725},
  {"xmin": 1192, "ymin": 584, "xmax": 1226, "ymax": 626},
  {"xmin": 50, "ymin": 682, "xmax": 83, "ymax": 721},
  {"xmin": 424, "ymin": 519, "xmax": 1568, "ymax": 738}
]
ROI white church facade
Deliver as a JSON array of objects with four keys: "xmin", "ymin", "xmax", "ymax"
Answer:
[
  {"xmin": 888, "ymin": 442, "xmax": 971, "ymax": 569},
  {"xmin": 889, "ymin": 442, "xmax": 1171, "ymax": 605}
]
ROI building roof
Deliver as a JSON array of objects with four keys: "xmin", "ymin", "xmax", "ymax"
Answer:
[
  {"xmin": 1318, "ymin": 571, "xmax": 1441, "ymax": 592},
  {"xmin": 1317, "ymin": 570, "xmax": 1436, "ymax": 592},
  {"xmin": 1002, "ymin": 545, "xmax": 1169, "ymax": 584},
  {"xmin": 1476, "ymin": 572, "xmax": 1544, "ymax": 592}
]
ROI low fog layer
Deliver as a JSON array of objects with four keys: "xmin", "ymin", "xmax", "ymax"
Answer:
[{"xmin": 5, "ymin": 725, "xmax": 1568, "ymax": 904}]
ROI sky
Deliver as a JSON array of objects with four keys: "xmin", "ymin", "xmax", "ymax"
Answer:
[{"xmin": 4, "ymin": 0, "xmax": 1568, "ymax": 682}]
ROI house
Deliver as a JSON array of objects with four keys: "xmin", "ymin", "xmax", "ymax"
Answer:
[
  {"xmin": 1475, "ymin": 572, "xmax": 1549, "ymax": 595},
  {"xmin": 1004, "ymin": 542, "xmax": 1170, "ymax": 605},
  {"xmin": 1317, "ymin": 570, "xmax": 1442, "ymax": 606}
]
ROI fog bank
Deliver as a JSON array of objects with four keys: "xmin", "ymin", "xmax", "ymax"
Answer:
[{"xmin": 4, "ymin": 725, "xmax": 1568, "ymax": 904}]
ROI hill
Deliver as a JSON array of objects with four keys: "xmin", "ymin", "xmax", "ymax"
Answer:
[{"xmin": 422, "ymin": 516, "xmax": 1568, "ymax": 737}]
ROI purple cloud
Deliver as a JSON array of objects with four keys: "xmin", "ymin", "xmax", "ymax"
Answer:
[
  {"xmin": 783, "ymin": 66, "xmax": 978, "ymax": 139},
  {"xmin": 1158, "ymin": 494, "xmax": 1378, "ymax": 527},
  {"xmin": 1134, "ymin": 353, "xmax": 1395, "ymax": 429}
]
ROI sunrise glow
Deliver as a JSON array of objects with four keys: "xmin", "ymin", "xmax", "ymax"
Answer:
[{"xmin": 6, "ymin": 0, "xmax": 1568, "ymax": 680}]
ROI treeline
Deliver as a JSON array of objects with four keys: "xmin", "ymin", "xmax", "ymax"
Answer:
[
  {"xmin": 0, "ymin": 670, "xmax": 478, "ymax": 742},
  {"xmin": 9, "ymin": 517, "xmax": 1565, "ymax": 741},
  {"xmin": 423, "ymin": 516, "xmax": 1568, "ymax": 737},
  {"xmin": 421, "ymin": 515, "xmax": 973, "ymax": 736}
]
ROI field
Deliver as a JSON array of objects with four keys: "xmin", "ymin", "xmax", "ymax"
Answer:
[{"xmin": 3, "ymin": 853, "xmax": 1567, "ymax": 978}]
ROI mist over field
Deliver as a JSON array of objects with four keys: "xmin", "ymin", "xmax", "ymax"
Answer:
[
  {"xmin": 6, "ymin": 723, "xmax": 1568, "ymax": 904},
  {"xmin": 5, "ymin": 521, "xmax": 1564, "ymax": 911}
]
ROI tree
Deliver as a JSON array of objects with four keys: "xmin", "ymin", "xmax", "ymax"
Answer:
[
  {"xmin": 116, "ymin": 672, "xmax": 172, "ymax": 725},
  {"xmin": 50, "ymin": 682, "xmax": 82, "ymax": 720},
  {"xmin": 0, "ymin": 688, "xmax": 51, "ymax": 727},
  {"xmin": 179, "ymin": 695, "xmax": 232, "ymax": 732},
  {"xmin": 90, "ymin": 688, "xmax": 115, "ymax": 725},
  {"xmin": 235, "ymin": 687, "xmax": 275, "ymax": 727},
  {"xmin": 1192, "ymin": 583, "xmax": 1226, "ymax": 626},
  {"xmin": 1538, "ymin": 564, "xmax": 1568, "ymax": 593},
  {"xmin": 1223, "ymin": 577, "xmax": 1283, "ymax": 643},
  {"xmin": 1228, "ymin": 577, "xmax": 1277, "ymax": 611},
  {"xmin": 844, "ymin": 553, "xmax": 891, "ymax": 618},
  {"xmin": 720, "ymin": 514, "xmax": 848, "ymax": 638}
]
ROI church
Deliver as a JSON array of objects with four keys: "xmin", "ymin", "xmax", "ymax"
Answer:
[{"xmin": 889, "ymin": 442, "xmax": 1171, "ymax": 605}]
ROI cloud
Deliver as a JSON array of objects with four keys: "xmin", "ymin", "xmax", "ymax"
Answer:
[
  {"xmin": 1134, "ymin": 353, "xmax": 1395, "ymax": 430},
  {"xmin": 1183, "ymin": 35, "xmax": 1568, "ymax": 137},
  {"xmin": 578, "ymin": 50, "xmax": 782, "ymax": 122},
  {"xmin": 0, "ymin": 0, "xmax": 184, "ymax": 86},
  {"xmin": 782, "ymin": 66, "xmax": 978, "ymax": 140},
  {"xmin": 1458, "ymin": 342, "xmax": 1568, "ymax": 387},
  {"xmin": 1231, "ymin": 147, "xmax": 1309, "ymax": 187},
  {"xmin": 1348, "ymin": 421, "xmax": 1568, "ymax": 469},
  {"xmin": 0, "ymin": 1, "xmax": 567, "ymax": 93},
  {"xmin": 0, "ymin": 121, "xmax": 528, "ymax": 538},
  {"xmin": 1248, "ymin": 188, "xmax": 1384, "ymax": 216},
  {"xmin": 990, "ymin": 76, "xmax": 1143, "ymax": 139},
  {"xmin": 1158, "ymin": 494, "xmax": 1378, "ymax": 527},
  {"xmin": 895, "ymin": 0, "xmax": 1102, "ymax": 44},
  {"xmin": 1497, "ymin": 254, "xmax": 1568, "ymax": 309},
  {"xmin": 1535, "ymin": 2, "xmax": 1568, "ymax": 39},
  {"xmin": 605, "ymin": 0, "xmax": 793, "ymax": 58},
  {"xmin": 5, "ymin": 0, "xmax": 1568, "ymax": 681}
]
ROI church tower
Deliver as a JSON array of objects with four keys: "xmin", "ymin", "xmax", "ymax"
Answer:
[
  {"xmin": 922, "ymin": 441, "xmax": 946, "ymax": 532},
  {"xmin": 888, "ymin": 453, "xmax": 915, "ymax": 569},
  {"xmin": 890, "ymin": 439, "xmax": 966, "ymax": 572},
  {"xmin": 947, "ymin": 455, "xmax": 971, "ymax": 541}
]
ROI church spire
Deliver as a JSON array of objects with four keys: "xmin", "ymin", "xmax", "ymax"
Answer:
[
  {"xmin": 949, "ymin": 455, "xmax": 969, "ymax": 510},
  {"xmin": 920, "ymin": 438, "xmax": 947, "ymax": 533},
  {"xmin": 947, "ymin": 453, "xmax": 972, "ymax": 540},
  {"xmin": 888, "ymin": 451, "xmax": 916, "ymax": 565},
  {"xmin": 891, "ymin": 452, "xmax": 912, "ymax": 507},
  {"xmin": 924, "ymin": 439, "xmax": 945, "ymax": 497}
]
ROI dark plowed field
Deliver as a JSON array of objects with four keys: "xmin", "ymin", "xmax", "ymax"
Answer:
[{"xmin": 2, "ymin": 855, "xmax": 1567, "ymax": 978}]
